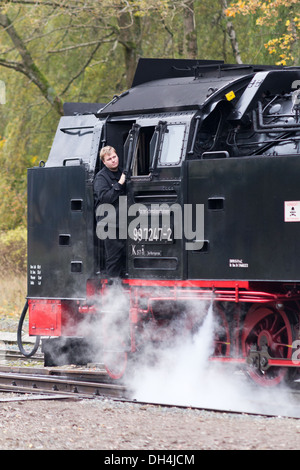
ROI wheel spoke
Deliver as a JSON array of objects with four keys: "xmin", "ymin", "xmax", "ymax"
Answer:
[
  {"xmin": 274, "ymin": 324, "xmax": 287, "ymax": 338},
  {"xmin": 242, "ymin": 306, "xmax": 293, "ymax": 386}
]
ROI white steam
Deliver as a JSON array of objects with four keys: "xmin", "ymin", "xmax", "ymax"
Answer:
[
  {"xmin": 128, "ymin": 301, "xmax": 215, "ymax": 405},
  {"xmin": 125, "ymin": 300, "xmax": 300, "ymax": 418},
  {"xmin": 72, "ymin": 289, "xmax": 299, "ymax": 418}
]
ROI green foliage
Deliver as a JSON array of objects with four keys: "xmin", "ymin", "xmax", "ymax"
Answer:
[{"xmin": 0, "ymin": 226, "xmax": 27, "ymax": 276}]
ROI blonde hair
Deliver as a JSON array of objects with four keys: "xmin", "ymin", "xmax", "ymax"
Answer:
[{"xmin": 99, "ymin": 146, "xmax": 116, "ymax": 162}]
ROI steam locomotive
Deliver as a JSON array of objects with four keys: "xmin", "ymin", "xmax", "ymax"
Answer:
[{"xmin": 24, "ymin": 58, "xmax": 300, "ymax": 386}]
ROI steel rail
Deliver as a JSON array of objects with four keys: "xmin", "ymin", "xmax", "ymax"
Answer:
[
  {"xmin": 0, "ymin": 348, "xmax": 44, "ymax": 361},
  {"xmin": 0, "ymin": 366, "xmax": 126, "ymax": 398},
  {"xmin": 0, "ymin": 365, "xmax": 300, "ymax": 419}
]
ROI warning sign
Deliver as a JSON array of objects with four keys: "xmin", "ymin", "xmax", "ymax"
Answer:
[
  {"xmin": 225, "ymin": 90, "xmax": 236, "ymax": 101},
  {"xmin": 284, "ymin": 201, "xmax": 300, "ymax": 222}
]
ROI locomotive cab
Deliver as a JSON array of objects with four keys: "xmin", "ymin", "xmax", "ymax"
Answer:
[{"xmin": 91, "ymin": 111, "xmax": 194, "ymax": 278}]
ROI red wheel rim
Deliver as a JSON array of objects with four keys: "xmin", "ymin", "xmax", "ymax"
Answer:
[{"xmin": 242, "ymin": 306, "xmax": 293, "ymax": 386}]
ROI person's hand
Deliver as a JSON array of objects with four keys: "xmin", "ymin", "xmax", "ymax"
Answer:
[{"xmin": 118, "ymin": 173, "xmax": 126, "ymax": 185}]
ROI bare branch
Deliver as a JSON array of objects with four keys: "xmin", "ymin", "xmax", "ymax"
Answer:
[
  {"xmin": 48, "ymin": 36, "xmax": 114, "ymax": 54},
  {"xmin": 0, "ymin": 8, "xmax": 64, "ymax": 114},
  {"xmin": 61, "ymin": 41, "xmax": 102, "ymax": 96}
]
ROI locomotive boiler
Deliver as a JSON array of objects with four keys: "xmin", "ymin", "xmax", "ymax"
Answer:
[{"xmin": 23, "ymin": 58, "xmax": 300, "ymax": 386}]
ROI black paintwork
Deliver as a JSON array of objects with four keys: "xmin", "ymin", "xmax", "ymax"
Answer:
[{"xmin": 27, "ymin": 58, "xmax": 300, "ymax": 300}]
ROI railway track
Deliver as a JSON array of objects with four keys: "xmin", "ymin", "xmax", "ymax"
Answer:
[
  {"xmin": 0, "ymin": 348, "xmax": 43, "ymax": 362},
  {"xmin": 0, "ymin": 364, "xmax": 127, "ymax": 399},
  {"xmin": 1, "ymin": 336, "xmax": 300, "ymax": 419},
  {"xmin": 0, "ymin": 363, "xmax": 300, "ymax": 419},
  {"xmin": 0, "ymin": 336, "xmax": 127, "ymax": 400}
]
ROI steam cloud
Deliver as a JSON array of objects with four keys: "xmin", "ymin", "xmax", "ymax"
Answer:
[
  {"xmin": 74, "ymin": 289, "xmax": 300, "ymax": 418},
  {"xmin": 122, "ymin": 299, "xmax": 300, "ymax": 418}
]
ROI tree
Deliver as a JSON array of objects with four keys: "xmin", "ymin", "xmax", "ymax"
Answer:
[
  {"xmin": 183, "ymin": 0, "xmax": 198, "ymax": 59},
  {"xmin": 221, "ymin": 0, "xmax": 243, "ymax": 64},
  {"xmin": 0, "ymin": 8, "xmax": 64, "ymax": 115},
  {"xmin": 226, "ymin": 0, "xmax": 300, "ymax": 65}
]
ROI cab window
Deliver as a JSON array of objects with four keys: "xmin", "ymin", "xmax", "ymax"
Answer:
[{"xmin": 159, "ymin": 124, "xmax": 185, "ymax": 166}]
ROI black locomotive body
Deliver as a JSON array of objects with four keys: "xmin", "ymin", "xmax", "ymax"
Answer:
[{"xmin": 26, "ymin": 58, "xmax": 300, "ymax": 385}]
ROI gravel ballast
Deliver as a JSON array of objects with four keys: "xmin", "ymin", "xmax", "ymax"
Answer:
[{"xmin": 0, "ymin": 397, "xmax": 299, "ymax": 450}]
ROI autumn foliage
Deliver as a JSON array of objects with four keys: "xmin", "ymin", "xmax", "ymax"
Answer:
[{"xmin": 226, "ymin": 0, "xmax": 300, "ymax": 65}]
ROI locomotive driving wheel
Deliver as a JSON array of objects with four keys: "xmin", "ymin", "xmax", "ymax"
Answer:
[{"xmin": 241, "ymin": 305, "xmax": 294, "ymax": 386}]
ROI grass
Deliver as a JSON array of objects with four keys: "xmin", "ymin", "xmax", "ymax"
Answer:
[{"xmin": 0, "ymin": 273, "xmax": 27, "ymax": 331}]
